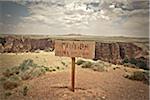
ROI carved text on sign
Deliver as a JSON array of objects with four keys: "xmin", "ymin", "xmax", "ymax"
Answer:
[{"xmin": 55, "ymin": 40, "xmax": 95, "ymax": 59}]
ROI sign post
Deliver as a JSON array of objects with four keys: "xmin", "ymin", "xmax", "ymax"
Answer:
[
  {"xmin": 71, "ymin": 57, "xmax": 75, "ymax": 92},
  {"xmin": 55, "ymin": 40, "xmax": 95, "ymax": 92}
]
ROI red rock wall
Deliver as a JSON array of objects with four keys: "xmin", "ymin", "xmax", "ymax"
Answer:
[
  {"xmin": 0, "ymin": 36, "xmax": 148, "ymax": 65},
  {"xmin": 0, "ymin": 36, "xmax": 54, "ymax": 53},
  {"xmin": 95, "ymin": 42, "xmax": 145, "ymax": 64}
]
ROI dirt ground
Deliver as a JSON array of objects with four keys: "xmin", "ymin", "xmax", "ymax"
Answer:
[{"xmin": 0, "ymin": 52, "xmax": 149, "ymax": 100}]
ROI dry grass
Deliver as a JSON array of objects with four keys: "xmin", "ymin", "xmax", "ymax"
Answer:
[
  {"xmin": 76, "ymin": 59, "xmax": 110, "ymax": 72},
  {"xmin": 0, "ymin": 51, "xmax": 149, "ymax": 100},
  {"xmin": 0, "ymin": 52, "xmax": 70, "ymax": 72},
  {"xmin": 124, "ymin": 70, "xmax": 149, "ymax": 85}
]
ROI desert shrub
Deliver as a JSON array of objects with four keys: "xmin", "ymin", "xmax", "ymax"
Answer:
[
  {"xmin": 0, "ymin": 37, "xmax": 6, "ymax": 45},
  {"xmin": 61, "ymin": 61, "xmax": 65, "ymax": 65},
  {"xmin": 122, "ymin": 58, "xmax": 148, "ymax": 70},
  {"xmin": 34, "ymin": 49, "xmax": 41, "ymax": 53},
  {"xmin": 76, "ymin": 59, "xmax": 86, "ymax": 65},
  {"xmin": 1, "ymin": 59, "xmax": 52, "ymax": 90},
  {"xmin": 136, "ymin": 60, "xmax": 148, "ymax": 70},
  {"xmin": 81, "ymin": 61, "xmax": 92, "ymax": 68},
  {"xmin": 4, "ymin": 91, "xmax": 12, "ymax": 97},
  {"xmin": 20, "ymin": 66, "xmax": 47, "ymax": 80},
  {"xmin": 9, "ymin": 74, "xmax": 22, "ymax": 82},
  {"xmin": 0, "ymin": 77, "xmax": 7, "ymax": 83},
  {"xmin": 61, "ymin": 61, "xmax": 66, "ymax": 66},
  {"xmin": 52, "ymin": 69, "xmax": 56, "ymax": 71},
  {"xmin": 43, "ymin": 66, "xmax": 50, "ymax": 71},
  {"xmin": 19, "ymin": 71, "xmax": 31, "ymax": 80},
  {"xmin": 3, "ymin": 75, "xmax": 22, "ymax": 90},
  {"xmin": 123, "ymin": 58, "xmax": 137, "ymax": 65},
  {"xmin": 130, "ymin": 58, "xmax": 137, "ymax": 65},
  {"xmin": 19, "ymin": 59, "xmax": 34, "ymax": 71},
  {"xmin": 124, "ymin": 71, "xmax": 149, "ymax": 85},
  {"xmin": 3, "ymin": 80, "xmax": 19, "ymax": 90},
  {"xmin": 56, "ymin": 66, "xmax": 60, "ymax": 70},
  {"xmin": 92, "ymin": 58, "xmax": 99, "ymax": 61},
  {"xmin": 47, "ymin": 67, "xmax": 55, "ymax": 72},
  {"xmin": 61, "ymin": 61, "xmax": 68, "ymax": 67},
  {"xmin": 22, "ymin": 85, "xmax": 29, "ymax": 96},
  {"xmin": 21, "ymin": 59, "xmax": 34, "ymax": 66},
  {"xmin": 122, "ymin": 57, "xmax": 129, "ymax": 64},
  {"xmin": 31, "ymin": 68, "xmax": 45, "ymax": 78},
  {"xmin": 79, "ymin": 60, "xmax": 108, "ymax": 72},
  {"xmin": 3, "ymin": 69, "xmax": 14, "ymax": 77},
  {"xmin": 91, "ymin": 62, "xmax": 107, "ymax": 72},
  {"xmin": 3, "ymin": 67, "xmax": 19, "ymax": 78},
  {"xmin": 124, "ymin": 63, "xmax": 137, "ymax": 68},
  {"xmin": 18, "ymin": 59, "xmax": 51, "ymax": 79},
  {"xmin": 44, "ymin": 48, "xmax": 54, "ymax": 52},
  {"xmin": 11, "ymin": 67, "xmax": 20, "ymax": 74}
]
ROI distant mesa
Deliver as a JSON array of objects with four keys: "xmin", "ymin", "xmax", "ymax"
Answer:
[{"xmin": 61, "ymin": 34, "xmax": 83, "ymax": 36}]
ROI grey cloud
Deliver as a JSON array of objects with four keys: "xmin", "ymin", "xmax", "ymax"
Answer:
[{"xmin": 1, "ymin": 0, "xmax": 149, "ymax": 37}]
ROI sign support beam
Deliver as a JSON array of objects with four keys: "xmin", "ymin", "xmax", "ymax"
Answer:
[{"xmin": 71, "ymin": 57, "xmax": 75, "ymax": 92}]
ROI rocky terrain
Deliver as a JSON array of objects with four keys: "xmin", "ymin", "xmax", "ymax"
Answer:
[
  {"xmin": 0, "ymin": 36, "xmax": 54, "ymax": 53},
  {"xmin": 0, "ymin": 52, "xmax": 149, "ymax": 100},
  {"xmin": 95, "ymin": 42, "xmax": 148, "ymax": 65},
  {"xmin": 0, "ymin": 35, "xmax": 149, "ymax": 67},
  {"xmin": 0, "ymin": 36, "xmax": 149, "ymax": 100}
]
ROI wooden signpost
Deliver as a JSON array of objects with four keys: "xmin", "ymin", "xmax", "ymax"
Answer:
[{"xmin": 55, "ymin": 40, "xmax": 95, "ymax": 92}]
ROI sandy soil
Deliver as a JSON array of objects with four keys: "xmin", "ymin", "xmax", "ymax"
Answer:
[
  {"xmin": 0, "ymin": 52, "xmax": 149, "ymax": 100},
  {"xmin": 0, "ymin": 52, "xmax": 70, "ymax": 71}
]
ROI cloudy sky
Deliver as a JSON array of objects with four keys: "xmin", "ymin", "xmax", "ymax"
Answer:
[{"xmin": 0, "ymin": 0, "xmax": 149, "ymax": 37}]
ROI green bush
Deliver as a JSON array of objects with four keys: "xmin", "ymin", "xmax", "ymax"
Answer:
[
  {"xmin": 19, "ymin": 71, "xmax": 31, "ymax": 80},
  {"xmin": 122, "ymin": 57, "xmax": 129, "ymax": 64},
  {"xmin": 129, "ymin": 71, "xmax": 146, "ymax": 80},
  {"xmin": 81, "ymin": 61, "xmax": 92, "ymax": 68},
  {"xmin": 123, "ymin": 58, "xmax": 148, "ymax": 70},
  {"xmin": 124, "ymin": 71, "xmax": 149, "ymax": 85},
  {"xmin": 3, "ymin": 75, "xmax": 22, "ymax": 90},
  {"xmin": 130, "ymin": 58, "xmax": 137, "ymax": 65},
  {"xmin": 52, "ymin": 69, "xmax": 56, "ymax": 71},
  {"xmin": 78, "ymin": 60, "xmax": 108, "ymax": 72},
  {"xmin": 19, "ymin": 59, "xmax": 34, "ymax": 71},
  {"xmin": 3, "ymin": 67, "xmax": 20, "ymax": 77},
  {"xmin": 43, "ymin": 66, "xmax": 50, "ymax": 71},
  {"xmin": 4, "ymin": 91, "xmax": 12, "ymax": 97},
  {"xmin": 22, "ymin": 85, "xmax": 28, "ymax": 96},
  {"xmin": 56, "ymin": 66, "xmax": 60, "ymax": 70},
  {"xmin": 3, "ymin": 81, "xmax": 18, "ymax": 90},
  {"xmin": 1, "ymin": 59, "xmax": 52, "ymax": 90},
  {"xmin": 124, "ymin": 63, "xmax": 137, "ymax": 68},
  {"xmin": 0, "ymin": 77, "xmax": 7, "ymax": 83},
  {"xmin": 76, "ymin": 59, "xmax": 85, "ymax": 65},
  {"xmin": 136, "ymin": 60, "xmax": 148, "ymax": 70},
  {"xmin": 61, "ymin": 61, "xmax": 66, "ymax": 66},
  {"xmin": 3, "ymin": 69, "xmax": 13, "ymax": 77},
  {"xmin": 123, "ymin": 58, "xmax": 137, "ymax": 65},
  {"xmin": 11, "ymin": 67, "xmax": 20, "ymax": 74},
  {"xmin": 91, "ymin": 63, "xmax": 106, "ymax": 72},
  {"xmin": 44, "ymin": 48, "xmax": 54, "ymax": 52}
]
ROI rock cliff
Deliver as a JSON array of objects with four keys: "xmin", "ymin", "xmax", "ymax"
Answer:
[
  {"xmin": 0, "ymin": 36, "xmax": 54, "ymax": 53},
  {"xmin": 0, "ymin": 36, "xmax": 148, "ymax": 67},
  {"xmin": 95, "ymin": 42, "xmax": 148, "ymax": 64}
]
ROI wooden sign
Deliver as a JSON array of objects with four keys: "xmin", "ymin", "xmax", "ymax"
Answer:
[
  {"xmin": 55, "ymin": 40, "xmax": 95, "ymax": 59},
  {"xmin": 55, "ymin": 40, "xmax": 95, "ymax": 92}
]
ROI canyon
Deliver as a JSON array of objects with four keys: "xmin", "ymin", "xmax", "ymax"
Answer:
[{"xmin": 0, "ymin": 35, "xmax": 149, "ymax": 67}]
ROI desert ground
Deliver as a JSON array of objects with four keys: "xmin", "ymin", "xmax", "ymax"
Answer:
[{"xmin": 0, "ymin": 51, "xmax": 149, "ymax": 100}]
